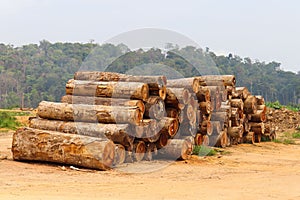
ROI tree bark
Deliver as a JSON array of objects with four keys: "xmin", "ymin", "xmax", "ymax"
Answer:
[
  {"xmin": 255, "ymin": 95, "xmax": 265, "ymax": 105},
  {"xmin": 230, "ymin": 99, "xmax": 244, "ymax": 110},
  {"xmin": 29, "ymin": 118, "xmax": 134, "ymax": 147},
  {"xmin": 12, "ymin": 127, "xmax": 115, "ymax": 170},
  {"xmin": 228, "ymin": 125, "xmax": 243, "ymax": 138},
  {"xmin": 66, "ymin": 79, "xmax": 149, "ymax": 101},
  {"xmin": 250, "ymin": 109, "xmax": 266, "ymax": 122},
  {"xmin": 199, "ymin": 101, "xmax": 212, "ymax": 114},
  {"xmin": 113, "ymin": 144, "xmax": 126, "ymax": 166},
  {"xmin": 249, "ymin": 122, "xmax": 265, "ymax": 134},
  {"xmin": 196, "ymin": 75, "xmax": 236, "ymax": 87},
  {"xmin": 196, "ymin": 86, "xmax": 211, "ymax": 102},
  {"xmin": 199, "ymin": 120, "xmax": 213, "ymax": 135},
  {"xmin": 233, "ymin": 87, "xmax": 250, "ymax": 100},
  {"xmin": 61, "ymin": 95, "xmax": 145, "ymax": 114},
  {"xmin": 37, "ymin": 101, "xmax": 143, "ymax": 125},
  {"xmin": 133, "ymin": 141, "xmax": 146, "ymax": 162}
]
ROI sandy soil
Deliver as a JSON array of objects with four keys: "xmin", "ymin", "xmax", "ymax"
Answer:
[{"xmin": 1, "ymin": 131, "xmax": 300, "ymax": 200}]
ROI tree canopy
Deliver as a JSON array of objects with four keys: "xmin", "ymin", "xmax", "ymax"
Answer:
[{"xmin": 0, "ymin": 41, "xmax": 299, "ymax": 108}]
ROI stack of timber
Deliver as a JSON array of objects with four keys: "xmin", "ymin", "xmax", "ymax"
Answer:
[
  {"xmin": 12, "ymin": 71, "xmax": 272, "ymax": 171},
  {"xmin": 12, "ymin": 72, "xmax": 194, "ymax": 170}
]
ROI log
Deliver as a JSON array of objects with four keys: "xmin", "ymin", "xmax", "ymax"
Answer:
[
  {"xmin": 144, "ymin": 143, "xmax": 158, "ymax": 161},
  {"xmin": 255, "ymin": 133, "xmax": 262, "ymax": 143},
  {"xmin": 144, "ymin": 96, "xmax": 165, "ymax": 120},
  {"xmin": 211, "ymin": 112, "xmax": 229, "ymax": 129},
  {"xmin": 199, "ymin": 101, "xmax": 212, "ymax": 115},
  {"xmin": 244, "ymin": 95, "xmax": 257, "ymax": 114},
  {"xmin": 165, "ymin": 88, "xmax": 190, "ymax": 104},
  {"xmin": 207, "ymin": 86, "xmax": 221, "ymax": 111},
  {"xmin": 158, "ymin": 139, "xmax": 193, "ymax": 160},
  {"xmin": 211, "ymin": 121, "xmax": 221, "ymax": 135},
  {"xmin": 167, "ymin": 78, "xmax": 200, "ymax": 93},
  {"xmin": 61, "ymin": 95, "xmax": 145, "ymax": 114},
  {"xmin": 133, "ymin": 141, "xmax": 146, "ymax": 162},
  {"xmin": 255, "ymin": 95, "xmax": 265, "ymax": 105},
  {"xmin": 230, "ymin": 108, "xmax": 240, "ymax": 126},
  {"xmin": 233, "ymin": 87, "xmax": 250, "ymax": 100},
  {"xmin": 142, "ymin": 119, "xmax": 161, "ymax": 143},
  {"xmin": 74, "ymin": 71, "xmax": 167, "ymax": 88},
  {"xmin": 230, "ymin": 99, "xmax": 244, "ymax": 110},
  {"xmin": 158, "ymin": 117, "xmax": 179, "ymax": 138},
  {"xmin": 249, "ymin": 122, "xmax": 265, "ymax": 134},
  {"xmin": 228, "ymin": 125, "xmax": 243, "ymax": 138},
  {"xmin": 250, "ymin": 109, "xmax": 266, "ymax": 122},
  {"xmin": 199, "ymin": 120, "xmax": 213, "ymax": 135},
  {"xmin": 214, "ymin": 131, "xmax": 228, "ymax": 148},
  {"xmin": 156, "ymin": 132, "xmax": 169, "ymax": 149},
  {"xmin": 196, "ymin": 75, "xmax": 236, "ymax": 87},
  {"xmin": 178, "ymin": 121, "xmax": 197, "ymax": 137},
  {"xmin": 29, "ymin": 118, "xmax": 135, "ymax": 147},
  {"xmin": 37, "ymin": 101, "xmax": 143, "ymax": 125},
  {"xmin": 113, "ymin": 144, "xmax": 126, "ymax": 166},
  {"xmin": 243, "ymin": 131, "xmax": 255, "ymax": 144},
  {"xmin": 12, "ymin": 127, "xmax": 115, "ymax": 170},
  {"xmin": 196, "ymin": 86, "xmax": 211, "ymax": 102},
  {"xmin": 166, "ymin": 108, "xmax": 180, "ymax": 119},
  {"xmin": 185, "ymin": 104, "xmax": 197, "ymax": 124},
  {"xmin": 66, "ymin": 79, "xmax": 149, "ymax": 101}
]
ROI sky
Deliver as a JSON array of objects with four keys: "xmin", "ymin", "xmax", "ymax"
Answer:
[{"xmin": 1, "ymin": 0, "xmax": 300, "ymax": 73}]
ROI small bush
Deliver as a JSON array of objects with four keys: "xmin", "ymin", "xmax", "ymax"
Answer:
[
  {"xmin": 193, "ymin": 145, "xmax": 217, "ymax": 157},
  {"xmin": 0, "ymin": 111, "xmax": 22, "ymax": 130},
  {"xmin": 292, "ymin": 132, "xmax": 300, "ymax": 139}
]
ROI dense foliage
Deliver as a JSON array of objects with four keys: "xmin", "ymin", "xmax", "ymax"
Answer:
[{"xmin": 0, "ymin": 41, "xmax": 299, "ymax": 108}]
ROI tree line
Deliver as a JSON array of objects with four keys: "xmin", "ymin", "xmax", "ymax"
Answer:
[{"xmin": 0, "ymin": 41, "xmax": 299, "ymax": 108}]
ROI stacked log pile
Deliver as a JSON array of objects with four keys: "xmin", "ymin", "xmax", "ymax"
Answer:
[{"xmin": 12, "ymin": 71, "xmax": 273, "ymax": 171}]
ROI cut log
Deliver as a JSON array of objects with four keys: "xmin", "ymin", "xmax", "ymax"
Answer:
[
  {"xmin": 142, "ymin": 119, "xmax": 161, "ymax": 143},
  {"xmin": 156, "ymin": 132, "xmax": 169, "ymax": 149},
  {"xmin": 230, "ymin": 108, "xmax": 240, "ymax": 126},
  {"xmin": 178, "ymin": 121, "xmax": 197, "ymax": 137},
  {"xmin": 66, "ymin": 79, "xmax": 149, "ymax": 101},
  {"xmin": 255, "ymin": 95, "xmax": 265, "ymax": 105},
  {"xmin": 144, "ymin": 143, "xmax": 158, "ymax": 161},
  {"xmin": 166, "ymin": 108, "xmax": 180, "ymax": 119},
  {"xmin": 214, "ymin": 131, "xmax": 228, "ymax": 148},
  {"xmin": 199, "ymin": 120, "xmax": 213, "ymax": 135},
  {"xmin": 133, "ymin": 141, "xmax": 146, "ymax": 162},
  {"xmin": 196, "ymin": 75, "xmax": 236, "ymax": 87},
  {"xmin": 233, "ymin": 87, "xmax": 250, "ymax": 100},
  {"xmin": 158, "ymin": 139, "xmax": 193, "ymax": 160},
  {"xmin": 158, "ymin": 117, "xmax": 179, "ymax": 138},
  {"xmin": 249, "ymin": 122, "xmax": 265, "ymax": 134},
  {"xmin": 113, "ymin": 144, "xmax": 126, "ymax": 166},
  {"xmin": 196, "ymin": 86, "xmax": 211, "ymax": 102},
  {"xmin": 255, "ymin": 133, "xmax": 262, "ymax": 143},
  {"xmin": 228, "ymin": 125, "xmax": 243, "ymax": 138},
  {"xmin": 29, "ymin": 118, "xmax": 134, "ymax": 147},
  {"xmin": 230, "ymin": 99, "xmax": 244, "ymax": 110},
  {"xmin": 243, "ymin": 131, "xmax": 255, "ymax": 144},
  {"xmin": 37, "ymin": 101, "xmax": 143, "ymax": 125},
  {"xmin": 12, "ymin": 127, "xmax": 115, "ymax": 170},
  {"xmin": 244, "ymin": 95, "xmax": 257, "ymax": 114},
  {"xmin": 144, "ymin": 96, "xmax": 165, "ymax": 120},
  {"xmin": 211, "ymin": 112, "xmax": 229, "ymax": 129},
  {"xmin": 250, "ymin": 109, "xmax": 266, "ymax": 122},
  {"xmin": 211, "ymin": 121, "xmax": 221, "ymax": 135},
  {"xmin": 61, "ymin": 95, "xmax": 145, "ymax": 114},
  {"xmin": 74, "ymin": 71, "xmax": 167, "ymax": 87},
  {"xmin": 167, "ymin": 78, "xmax": 200, "ymax": 93},
  {"xmin": 206, "ymin": 86, "xmax": 221, "ymax": 111},
  {"xmin": 199, "ymin": 101, "xmax": 212, "ymax": 114}
]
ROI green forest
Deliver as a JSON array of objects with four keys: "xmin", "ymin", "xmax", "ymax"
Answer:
[{"xmin": 0, "ymin": 40, "xmax": 299, "ymax": 109}]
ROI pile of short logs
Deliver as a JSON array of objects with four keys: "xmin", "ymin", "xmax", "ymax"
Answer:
[{"xmin": 12, "ymin": 71, "xmax": 274, "ymax": 171}]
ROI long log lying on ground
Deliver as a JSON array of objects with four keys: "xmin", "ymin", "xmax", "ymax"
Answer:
[
  {"xmin": 158, "ymin": 139, "xmax": 193, "ymax": 160},
  {"xmin": 61, "ymin": 95, "xmax": 145, "ymax": 114},
  {"xmin": 12, "ymin": 127, "xmax": 115, "ymax": 170},
  {"xmin": 29, "ymin": 118, "xmax": 134, "ymax": 147},
  {"xmin": 66, "ymin": 79, "xmax": 149, "ymax": 101},
  {"xmin": 37, "ymin": 101, "xmax": 143, "ymax": 125}
]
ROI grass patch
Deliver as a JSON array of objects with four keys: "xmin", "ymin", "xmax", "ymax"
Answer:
[
  {"xmin": 193, "ymin": 145, "xmax": 217, "ymax": 157},
  {"xmin": 0, "ymin": 111, "xmax": 23, "ymax": 130},
  {"xmin": 292, "ymin": 132, "xmax": 300, "ymax": 139},
  {"xmin": 273, "ymin": 138, "xmax": 296, "ymax": 145}
]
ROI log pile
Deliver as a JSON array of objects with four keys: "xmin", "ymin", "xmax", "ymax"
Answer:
[{"xmin": 12, "ymin": 71, "xmax": 273, "ymax": 170}]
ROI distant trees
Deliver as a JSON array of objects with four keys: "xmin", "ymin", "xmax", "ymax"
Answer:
[{"xmin": 0, "ymin": 42, "xmax": 299, "ymax": 108}]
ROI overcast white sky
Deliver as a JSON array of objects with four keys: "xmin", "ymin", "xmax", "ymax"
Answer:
[{"xmin": 1, "ymin": 0, "xmax": 300, "ymax": 73}]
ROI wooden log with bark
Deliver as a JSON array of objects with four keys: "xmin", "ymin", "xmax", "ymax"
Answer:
[
  {"xmin": 66, "ymin": 79, "xmax": 149, "ymax": 101},
  {"xmin": 12, "ymin": 127, "xmax": 115, "ymax": 170},
  {"xmin": 37, "ymin": 101, "xmax": 143, "ymax": 125},
  {"xmin": 196, "ymin": 86, "xmax": 211, "ymax": 102},
  {"xmin": 249, "ymin": 122, "xmax": 265, "ymax": 135},
  {"xmin": 196, "ymin": 75, "xmax": 236, "ymax": 87},
  {"xmin": 61, "ymin": 95, "xmax": 145, "ymax": 114},
  {"xmin": 158, "ymin": 139, "xmax": 193, "ymax": 160},
  {"xmin": 29, "ymin": 118, "xmax": 135, "ymax": 148},
  {"xmin": 233, "ymin": 87, "xmax": 250, "ymax": 100},
  {"xmin": 199, "ymin": 120, "xmax": 213, "ymax": 135},
  {"xmin": 167, "ymin": 78, "xmax": 201, "ymax": 93},
  {"xmin": 244, "ymin": 95, "xmax": 257, "ymax": 114},
  {"xmin": 113, "ymin": 144, "xmax": 126, "ymax": 166},
  {"xmin": 144, "ymin": 96, "xmax": 165, "ymax": 120}
]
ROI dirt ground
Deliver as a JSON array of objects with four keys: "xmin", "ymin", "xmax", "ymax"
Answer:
[{"xmin": 1, "ymin": 131, "xmax": 300, "ymax": 200}]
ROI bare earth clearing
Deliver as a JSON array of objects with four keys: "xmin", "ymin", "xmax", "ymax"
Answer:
[{"xmin": 1, "ymin": 130, "xmax": 300, "ymax": 200}]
